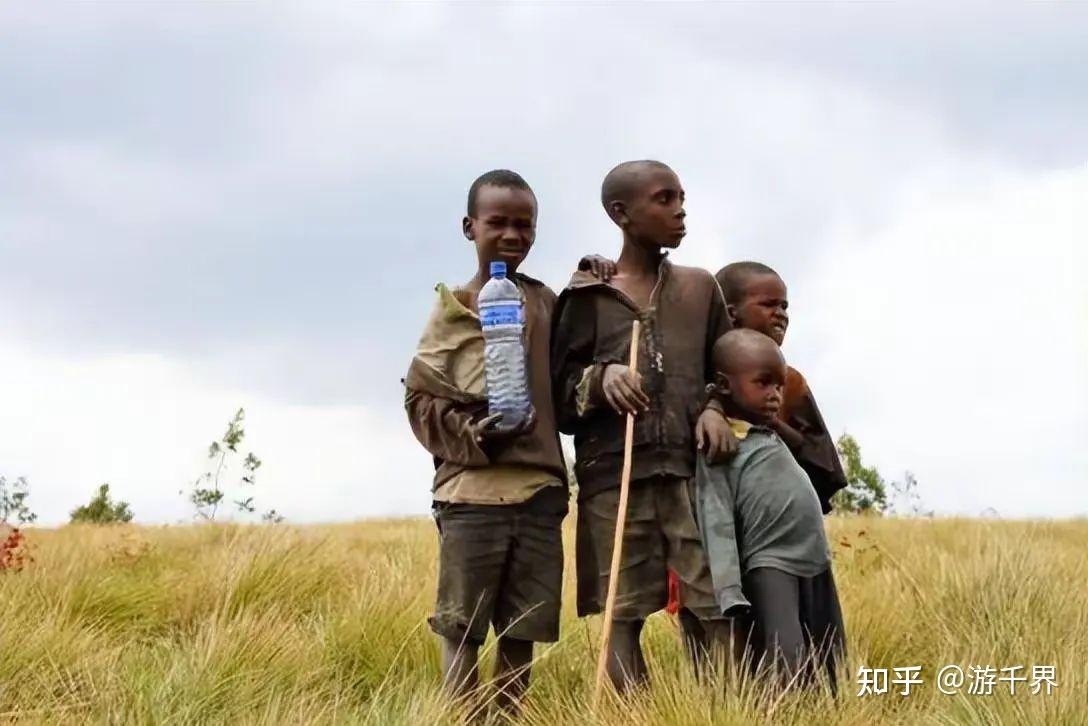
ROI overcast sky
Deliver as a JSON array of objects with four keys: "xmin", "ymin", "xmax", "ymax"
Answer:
[{"xmin": 2, "ymin": 3, "xmax": 1085, "ymax": 525}]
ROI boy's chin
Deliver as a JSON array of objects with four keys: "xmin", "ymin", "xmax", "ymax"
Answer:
[{"xmin": 740, "ymin": 409, "xmax": 776, "ymax": 426}]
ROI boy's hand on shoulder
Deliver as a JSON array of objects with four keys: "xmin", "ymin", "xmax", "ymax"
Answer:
[
  {"xmin": 472, "ymin": 411, "xmax": 537, "ymax": 447},
  {"xmin": 695, "ymin": 408, "xmax": 738, "ymax": 464},
  {"xmin": 601, "ymin": 363, "xmax": 649, "ymax": 415},
  {"xmin": 578, "ymin": 254, "xmax": 617, "ymax": 282}
]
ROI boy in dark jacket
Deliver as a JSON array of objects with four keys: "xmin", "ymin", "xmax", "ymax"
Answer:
[{"xmin": 552, "ymin": 160, "xmax": 737, "ymax": 691}]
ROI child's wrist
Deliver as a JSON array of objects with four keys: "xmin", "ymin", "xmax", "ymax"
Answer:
[{"xmin": 702, "ymin": 386, "xmax": 728, "ymax": 414}]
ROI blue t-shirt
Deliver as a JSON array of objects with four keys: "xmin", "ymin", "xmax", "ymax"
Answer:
[{"xmin": 695, "ymin": 424, "xmax": 831, "ymax": 616}]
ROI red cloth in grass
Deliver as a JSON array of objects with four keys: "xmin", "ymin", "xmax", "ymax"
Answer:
[{"xmin": 666, "ymin": 568, "xmax": 681, "ymax": 614}]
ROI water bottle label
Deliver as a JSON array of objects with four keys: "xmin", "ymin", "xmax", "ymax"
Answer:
[{"xmin": 480, "ymin": 304, "xmax": 522, "ymax": 327}]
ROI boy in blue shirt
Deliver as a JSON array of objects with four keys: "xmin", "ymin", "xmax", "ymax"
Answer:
[{"xmin": 696, "ymin": 328, "xmax": 846, "ymax": 689}]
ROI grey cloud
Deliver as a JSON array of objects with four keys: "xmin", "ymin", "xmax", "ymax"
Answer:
[
  {"xmin": 2, "ymin": 4, "xmax": 1085, "ymax": 410},
  {"xmin": 1, "ymin": 4, "xmax": 1085, "ymax": 521}
]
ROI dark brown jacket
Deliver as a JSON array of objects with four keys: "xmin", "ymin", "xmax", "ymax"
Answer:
[
  {"xmin": 779, "ymin": 366, "xmax": 847, "ymax": 514},
  {"xmin": 551, "ymin": 257, "xmax": 731, "ymax": 498},
  {"xmin": 404, "ymin": 274, "xmax": 567, "ymax": 490}
]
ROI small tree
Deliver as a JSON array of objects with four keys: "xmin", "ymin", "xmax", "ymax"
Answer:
[
  {"xmin": 0, "ymin": 476, "xmax": 37, "ymax": 526},
  {"xmin": 887, "ymin": 470, "xmax": 932, "ymax": 517},
  {"xmin": 832, "ymin": 433, "xmax": 888, "ymax": 514},
  {"xmin": 70, "ymin": 483, "xmax": 134, "ymax": 524},
  {"xmin": 187, "ymin": 408, "xmax": 278, "ymax": 522}
]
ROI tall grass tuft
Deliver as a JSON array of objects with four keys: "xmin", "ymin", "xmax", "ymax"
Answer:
[{"xmin": 0, "ymin": 516, "xmax": 1083, "ymax": 723}]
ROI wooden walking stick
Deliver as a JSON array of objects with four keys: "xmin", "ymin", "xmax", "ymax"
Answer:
[{"xmin": 593, "ymin": 319, "xmax": 641, "ymax": 706}]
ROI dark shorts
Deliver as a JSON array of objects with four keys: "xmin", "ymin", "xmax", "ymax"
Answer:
[
  {"xmin": 739, "ymin": 566, "xmax": 846, "ymax": 687},
  {"xmin": 576, "ymin": 475, "xmax": 721, "ymax": 621},
  {"xmin": 430, "ymin": 486, "xmax": 568, "ymax": 645}
]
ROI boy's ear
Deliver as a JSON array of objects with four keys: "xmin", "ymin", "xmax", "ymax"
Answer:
[
  {"xmin": 606, "ymin": 200, "xmax": 629, "ymax": 228},
  {"xmin": 713, "ymin": 371, "xmax": 731, "ymax": 394},
  {"xmin": 725, "ymin": 303, "xmax": 738, "ymax": 326},
  {"xmin": 462, "ymin": 216, "xmax": 474, "ymax": 241}
]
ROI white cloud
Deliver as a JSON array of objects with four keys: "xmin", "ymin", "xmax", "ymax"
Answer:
[{"xmin": 798, "ymin": 164, "xmax": 1088, "ymax": 516}]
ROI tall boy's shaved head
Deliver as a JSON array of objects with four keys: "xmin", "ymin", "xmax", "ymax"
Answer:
[
  {"xmin": 717, "ymin": 261, "xmax": 780, "ymax": 305},
  {"xmin": 600, "ymin": 160, "xmax": 675, "ymax": 208},
  {"xmin": 712, "ymin": 328, "xmax": 784, "ymax": 374},
  {"xmin": 467, "ymin": 169, "xmax": 535, "ymax": 217}
]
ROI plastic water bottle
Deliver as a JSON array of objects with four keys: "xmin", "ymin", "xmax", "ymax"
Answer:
[{"xmin": 479, "ymin": 261, "xmax": 534, "ymax": 431}]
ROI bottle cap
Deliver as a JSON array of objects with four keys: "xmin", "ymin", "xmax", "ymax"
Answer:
[{"xmin": 489, "ymin": 261, "xmax": 507, "ymax": 278}]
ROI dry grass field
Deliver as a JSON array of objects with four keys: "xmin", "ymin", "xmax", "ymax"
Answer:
[{"xmin": 1, "ymin": 515, "xmax": 1085, "ymax": 724}]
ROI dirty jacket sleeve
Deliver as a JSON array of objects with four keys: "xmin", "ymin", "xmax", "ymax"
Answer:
[
  {"xmin": 694, "ymin": 453, "xmax": 750, "ymax": 616},
  {"xmin": 403, "ymin": 358, "xmax": 491, "ymax": 468},
  {"xmin": 705, "ymin": 279, "xmax": 733, "ymax": 384},
  {"xmin": 700, "ymin": 284, "xmax": 734, "ymax": 418},
  {"xmin": 551, "ymin": 291, "xmax": 613, "ymax": 435}
]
